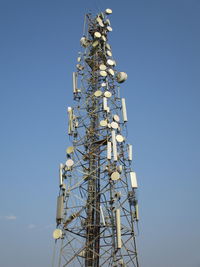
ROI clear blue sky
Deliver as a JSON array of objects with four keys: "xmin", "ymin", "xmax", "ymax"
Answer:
[{"xmin": 0, "ymin": 0, "xmax": 200, "ymax": 266}]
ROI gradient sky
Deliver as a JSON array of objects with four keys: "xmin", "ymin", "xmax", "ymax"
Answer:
[{"xmin": 0, "ymin": 0, "xmax": 200, "ymax": 266}]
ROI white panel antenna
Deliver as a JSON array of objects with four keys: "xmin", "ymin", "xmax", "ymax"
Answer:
[
  {"xmin": 59, "ymin": 163, "xmax": 63, "ymax": 187},
  {"xmin": 130, "ymin": 172, "xmax": 138, "ymax": 188},
  {"xmin": 116, "ymin": 209, "xmax": 122, "ymax": 249},
  {"xmin": 112, "ymin": 130, "xmax": 117, "ymax": 161},
  {"xmin": 107, "ymin": 141, "xmax": 112, "ymax": 160},
  {"xmin": 103, "ymin": 97, "xmax": 108, "ymax": 111},
  {"xmin": 72, "ymin": 72, "xmax": 77, "ymax": 93},
  {"xmin": 121, "ymin": 98, "xmax": 128, "ymax": 122},
  {"xmin": 128, "ymin": 144, "xmax": 132, "ymax": 161}
]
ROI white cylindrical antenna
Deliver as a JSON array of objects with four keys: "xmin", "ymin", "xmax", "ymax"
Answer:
[
  {"xmin": 103, "ymin": 97, "xmax": 108, "ymax": 111},
  {"xmin": 112, "ymin": 130, "xmax": 117, "ymax": 161},
  {"xmin": 100, "ymin": 205, "xmax": 106, "ymax": 226},
  {"xmin": 67, "ymin": 107, "xmax": 73, "ymax": 135},
  {"xmin": 107, "ymin": 141, "xmax": 112, "ymax": 160},
  {"xmin": 130, "ymin": 172, "xmax": 138, "ymax": 188},
  {"xmin": 56, "ymin": 195, "xmax": 64, "ymax": 223},
  {"xmin": 128, "ymin": 144, "xmax": 132, "ymax": 161},
  {"xmin": 72, "ymin": 72, "xmax": 77, "ymax": 93},
  {"xmin": 115, "ymin": 208, "xmax": 122, "ymax": 249},
  {"xmin": 59, "ymin": 163, "xmax": 63, "ymax": 187},
  {"xmin": 121, "ymin": 98, "xmax": 128, "ymax": 122}
]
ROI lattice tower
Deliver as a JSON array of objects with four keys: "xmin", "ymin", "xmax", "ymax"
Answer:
[{"xmin": 52, "ymin": 8, "xmax": 140, "ymax": 267}]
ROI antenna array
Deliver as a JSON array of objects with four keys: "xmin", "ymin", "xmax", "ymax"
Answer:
[{"xmin": 53, "ymin": 8, "xmax": 140, "ymax": 267}]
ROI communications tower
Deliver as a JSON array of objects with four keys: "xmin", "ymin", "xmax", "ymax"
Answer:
[{"xmin": 52, "ymin": 8, "xmax": 140, "ymax": 267}]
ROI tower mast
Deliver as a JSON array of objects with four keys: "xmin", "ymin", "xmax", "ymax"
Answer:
[{"xmin": 53, "ymin": 8, "xmax": 140, "ymax": 267}]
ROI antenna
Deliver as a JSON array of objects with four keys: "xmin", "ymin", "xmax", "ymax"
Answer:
[{"xmin": 53, "ymin": 8, "xmax": 140, "ymax": 267}]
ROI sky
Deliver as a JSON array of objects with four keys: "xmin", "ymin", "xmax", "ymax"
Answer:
[{"xmin": 0, "ymin": 0, "xmax": 200, "ymax": 266}]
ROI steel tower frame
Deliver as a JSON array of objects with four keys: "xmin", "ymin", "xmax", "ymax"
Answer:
[{"xmin": 52, "ymin": 9, "xmax": 140, "ymax": 267}]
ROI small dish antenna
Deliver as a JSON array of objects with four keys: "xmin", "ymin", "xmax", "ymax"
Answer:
[
  {"xmin": 102, "ymin": 35, "xmax": 107, "ymax": 42},
  {"xmin": 116, "ymin": 72, "xmax": 128, "ymax": 83},
  {"xmin": 106, "ymin": 50, "xmax": 112, "ymax": 57},
  {"xmin": 94, "ymin": 32, "xmax": 101, "ymax": 38},
  {"xmin": 100, "ymin": 120, "xmax": 108, "ymax": 127},
  {"xmin": 107, "ymin": 26, "xmax": 113, "ymax": 32},
  {"xmin": 105, "ymin": 8, "xmax": 113, "ymax": 14},
  {"xmin": 107, "ymin": 59, "xmax": 115, "ymax": 66},
  {"xmin": 99, "ymin": 64, "xmax": 107, "ymax": 71},
  {"xmin": 100, "ymin": 70, "xmax": 107, "ymax": 77},
  {"xmin": 111, "ymin": 171, "xmax": 120, "ymax": 181},
  {"xmin": 111, "ymin": 121, "xmax": 118, "ymax": 129},
  {"xmin": 94, "ymin": 90, "xmax": 102, "ymax": 97},
  {"xmin": 53, "ymin": 229, "xmax": 62, "ymax": 240},
  {"xmin": 116, "ymin": 135, "xmax": 124, "ymax": 142},
  {"xmin": 104, "ymin": 91, "xmax": 112, "ymax": 98},
  {"xmin": 113, "ymin": 115, "xmax": 120, "ymax": 122},
  {"xmin": 106, "ymin": 43, "xmax": 111, "ymax": 50},
  {"xmin": 66, "ymin": 146, "xmax": 74, "ymax": 154},
  {"xmin": 108, "ymin": 69, "xmax": 115, "ymax": 76},
  {"xmin": 66, "ymin": 159, "xmax": 74, "ymax": 167}
]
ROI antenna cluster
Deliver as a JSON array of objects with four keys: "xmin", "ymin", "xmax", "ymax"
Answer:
[{"xmin": 52, "ymin": 8, "xmax": 140, "ymax": 267}]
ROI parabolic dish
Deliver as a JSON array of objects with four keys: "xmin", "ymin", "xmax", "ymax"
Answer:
[
  {"xmin": 116, "ymin": 72, "xmax": 128, "ymax": 83},
  {"xmin": 99, "ymin": 64, "xmax": 107, "ymax": 71},
  {"xmin": 53, "ymin": 229, "xmax": 62, "ymax": 240},
  {"xmin": 105, "ymin": 8, "xmax": 113, "ymax": 14},
  {"xmin": 66, "ymin": 146, "xmax": 74, "ymax": 154},
  {"xmin": 106, "ymin": 50, "xmax": 112, "ymax": 57},
  {"xmin": 102, "ymin": 35, "xmax": 107, "ymax": 42},
  {"xmin": 107, "ymin": 59, "xmax": 114, "ymax": 66},
  {"xmin": 96, "ymin": 17, "xmax": 102, "ymax": 23},
  {"xmin": 113, "ymin": 114, "xmax": 120, "ymax": 122},
  {"xmin": 104, "ymin": 91, "xmax": 112, "ymax": 98},
  {"xmin": 80, "ymin": 37, "xmax": 90, "ymax": 47},
  {"xmin": 76, "ymin": 64, "xmax": 84, "ymax": 71},
  {"xmin": 101, "ymin": 82, "xmax": 107, "ymax": 87},
  {"xmin": 100, "ymin": 120, "xmax": 107, "ymax": 127},
  {"xmin": 94, "ymin": 90, "xmax": 102, "ymax": 97},
  {"xmin": 107, "ymin": 26, "xmax": 113, "ymax": 32},
  {"xmin": 100, "ymin": 71, "xmax": 107, "ymax": 77},
  {"xmin": 66, "ymin": 159, "xmax": 74, "ymax": 167},
  {"xmin": 111, "ymin": 171, "xmax": 120, "ymax": 181},
  {"xmin": 98, "ymin": 21, "xmax": 104, "ymax": 27},
  {"xmin": 112, "ymin": 60, "xmax": 117, "ymax": 66},
  {"xmin": 106, "ymin": 43, "xmax": 111, "ymax": 50},
  {"xmin": 92, "ymin": 40, "xmax": 99, "ymax": 47},
  {"xmin": 108, "ymin": 69, "xmax": 115, "ymax": 76},
  {"xmin": 94, "ymin": 32, "xmax": 101, "ymax": 38},
  {"xmin": 116, "ymin": 135, "xmax": 124, "ymax": 142},
  {"xmin": 111, "ymin": 121, "xmax": 118, "ymax": 129}
]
